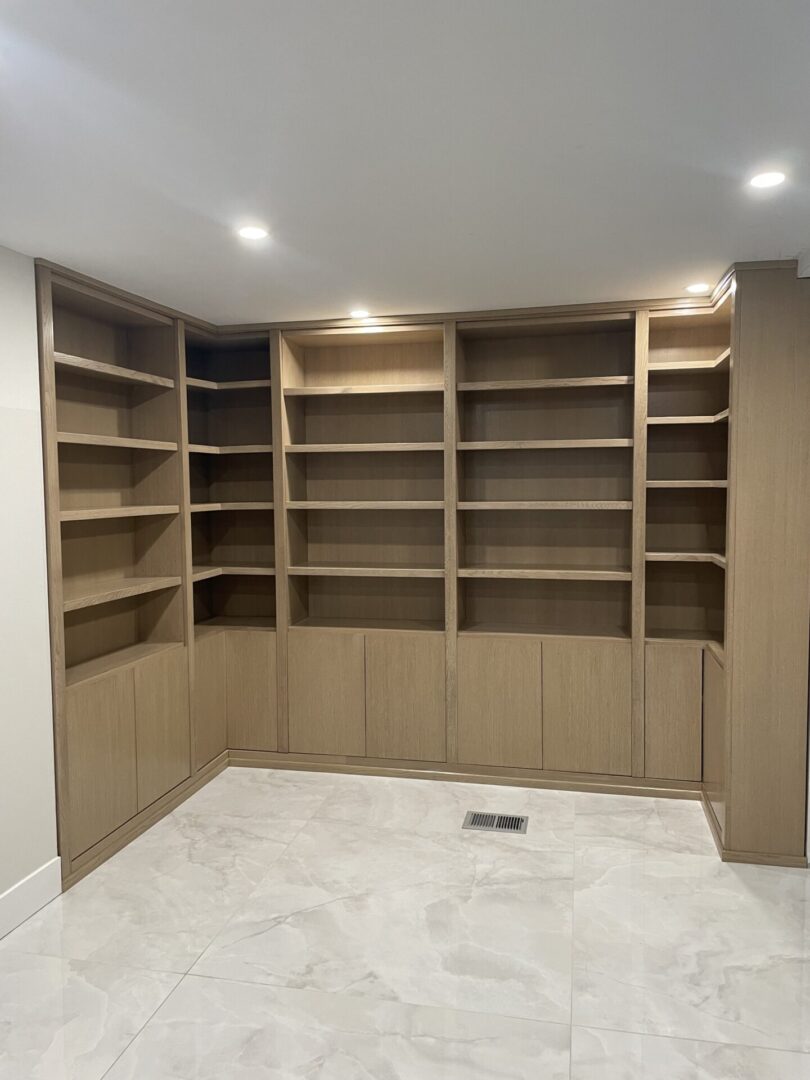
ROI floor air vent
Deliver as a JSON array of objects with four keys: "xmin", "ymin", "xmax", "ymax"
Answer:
[{"xmin": 462, "ymin": 810, "xmax": 528, "ymax": 834}]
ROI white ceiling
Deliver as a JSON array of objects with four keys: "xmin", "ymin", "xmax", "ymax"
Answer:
[{"xmin": 2, "ymin": 0, "xmax": 809, "ymax": 324}]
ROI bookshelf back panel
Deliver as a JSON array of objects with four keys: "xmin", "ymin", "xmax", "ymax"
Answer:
[
  {"xmin": 288, "ymin": 508, "xmax": 444, "ymax": 569},
  {"xmin": 461, "ymin": 578, "xmax": 631, "ymax": 637},
  {"xmin": 459, "ymin": 509, "xmax": 632, "ymax": 570},
  {"xmin": 286, "ymin": 450, "xmax": 443, "ymax": 502},
  {"xmin": 460, "ymin": 387, "xmax": 633, "ymax": 442},
  {"xmin": 648, "ymin": 371, "xmax": 729, "ymax": 418},
  {"xmin": 286, "ymin": 339, "xmax": 443, "ymax": 388},
  {"xmin": 61, "ymin": 516, "xmax": 183, "ymax": 586},
  {"xmin": 187, "ymin": 387, "xmax": 272, "ymax": 446},
  {"xmin": 191, "ymin": 510, "xmax": 275, "ymax": 567},
  {"xmin": 59, "ymin": 444, "xmax": 179, "ymax": 510},
  {"xmin": 185, "ymin": 344, "xmax": 270, "ymax": 382},
  {"xmin": 290, "ymin": 575, "xmax": 445, "ymax": 629},
  {"xmin": 646, "ymin": 489, "xmax": 727, "ymax": 554},
  {"xmin": 65, "ymin": 589, "xmax": 184, "ymax": 668},
  {"xmin": 459, "ymin": 329, "xmax": 634, "ymax": 382},
  {"xmin": 190, "ymin": 453, "xmax": 274, "ymax": 503},
  {"xmin": 286, "ymin": 393, "xmax": 443, "ymax": 445},
  {"xmin": 649, "ymin": 318, "xmax": 730, "ymax": 367},
  {"xmin": 53, "ymin": 307, "xmax": 175, "ymax": 379},
  {"xmin": 460, "ymin": 447, "xmax": 631, "ymax": 501},
  {"xmin": 56, "ymin": 370, "xmax": 177, "ymax": 441},
  {"xmin": 647, "ymin": 425, "xmax": 728, "ymax": 481},
  {"xmin": 194, "ymin": 576, "xmax": 276, "ymax": 624},
  {"xmin": 645, "ymin": 563, "xmax": 725, "ymax": 639}
]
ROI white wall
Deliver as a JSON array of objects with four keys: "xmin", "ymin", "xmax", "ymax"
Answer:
[{"xmin": 0, "ymin": 245, "xmax": 60, "ymax": 936}]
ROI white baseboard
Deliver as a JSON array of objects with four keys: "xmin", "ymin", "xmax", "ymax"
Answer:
[{"xmin": 0, "ymin": 857, "xmax": 61, "ymax": 940}]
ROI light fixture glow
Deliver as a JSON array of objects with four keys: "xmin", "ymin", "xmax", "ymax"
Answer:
[
  {"xmin": 749, "ymin": 171, "xmax": 786, "ymax": 189},
  {"xmin": 685, "ymin": 283, "xmax": 711, "ymax": 295},
  {"xmin": 238, "ymin": 225, "xmax": 269, "ymax": 240},
  {"xmin": 350, "ymin": 309, "xmax": 370, "ymax": 319}
]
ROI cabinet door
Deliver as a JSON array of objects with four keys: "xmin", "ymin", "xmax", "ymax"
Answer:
[
  {"xmin": 193, "ymin": 630, "xmax": 227, "ymax": 769},
  {"xmin": 134, "ymin": 646, "xmax": 191, "ymax": 810},
  {"xmin": 226, "ymin": 630, "xmax": 277, "ymax": 751},
  {"xmin": 288, "ymin": 630, "xmax": 365, "ymax": 756},
  {"xmin": 543, "ymin": 639, "xmax": 631, "ymax": 775},
  {"xmin": 703, "ymin": 650, "xmax": 727, "ymax": 836},
  {"xmin": 66, "ymin": 669, "xmax": 137, "ymax": 856},
  {"xmin": 645, "ymin": 643, "xmax": 702, "ymax": 781},
  {"xmin": 365, "ymin": 632, "xmax": 445, "ymax": 762},
  {"xmin": 457, "ymin": 635, "xmax": 542, "ymax": 768}
]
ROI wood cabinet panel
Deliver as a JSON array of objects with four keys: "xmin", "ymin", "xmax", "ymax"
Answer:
[
  {"xmin": 288, "ymin": 630, "xmax": 365, "ymax": 756},
  {"xmin": 457, "ymin": 635, "xmax": 542, "ymax": 768},
  {"xmin": 134, "ymin": 646, "xmax": 190, "ymax": 810},
  {"xmin": 644, "ymin": 643, "xmax": 702, "ymax": 781},
  {"xmin": 193, "ymin": 630, "xmax": 227, "ymax": 769},
  {"xmin": 226, "ymin": 630, "xmax": 278, "ymax": 751},
  {"xmin": 365, "ymin": 632, "xmax": 446, "ymax": 761},
  {"xmin": 66, "ymin": 669, "xmax": 137, "ymax": 856},
  {"xmin": 543, "ymin": 639, "xmax": 631, "ymax": 775},
  {"xmin": 703, "ymin": 649, "xmax": 727, "ymax": 837}
]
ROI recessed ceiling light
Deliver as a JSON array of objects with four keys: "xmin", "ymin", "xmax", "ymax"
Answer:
[
  {"xmin": 350, "ymin": 309, "xmax": 370, "ymax": 319},
  {"xmin": 685, "ymin": 283, "xmax": 711, "ymax": 295},
  {"xmin": 238, "ymin": 225, "xmax": 269, "ymax": 240},
  {"xmin": 749, "ymin": 171, "xmax": 786, "ymax": 189}
]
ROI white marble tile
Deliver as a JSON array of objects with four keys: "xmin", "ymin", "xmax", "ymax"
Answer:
[
  {"xmin": 314, "ymin": 772, "xmax": 576, "ymax": 851},
  {"xmin": 173, "ymin": 767, "xmax": 336, "ymax": 824},
  {"xmin": 0, "ymin": 950, "xmax": 179, "ymax": 1080},
  {"xmin": 0, "ymin": 815, "xmax": 304, "ymax": 975},
  {"xmin": 104, "ymin": 974, "xmax": 571, "ymax": 1080},
  {"xmin": 571, "ymin": 1026, "xmax": 810, "ymax": 1079},
  {"xmin": 574, "ymin": 792, "xmax": 716, "ymax": 856},
  {"xmin": 573, "ymin": 845, "xmax": 810, "ymax": 1051},
  {"xmin": 193, "ymin": 818, "xmax": 573, "ymax": 1023}
]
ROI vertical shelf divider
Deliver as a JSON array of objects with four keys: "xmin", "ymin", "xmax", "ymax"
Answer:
[
  {"xmin": 444, "ymin": 320, "xmax": 459, "ymax": 763},
  {"xmin": 271, "ymin": 329, "xmax": 290, "ymax": 752},
  {"xmin": 631, "ymin": 309, "xmax": 649, "ymax": 777},
  {"xmin": 175, "ymin": 319, "xmax": 196, "ymax": 774}
]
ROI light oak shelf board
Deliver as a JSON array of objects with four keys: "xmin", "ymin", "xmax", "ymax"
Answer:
[
  {"xmin": 54, "ymin": 352, "xmax": 175, "ymax": 389},
  {"xmin": 192, "ymin": 565, "xmax": 276, "ymax": 582},
  {"xmin": 63, "ymin": 575, "xmax": 182, "ymax": 612},
  {"xmin": 57, "ymin": 432, "xmax": 178, "ymax": 452},
  {"xmin": 284, "ymin": 383, "xmax": 444, "ymax": 396},
  {"xmin": 458, "ymin": 500, "xmax": 632, "ymax": 511},
  {"xmin": 188, "ymin": 443, "xmax": 273, "ymax": 455},
  {"xmin": 459, "ymin": 565, "xmax": 632, "ymax": 581},
  {"xmin": 646, "ymin": 480, "xmax": 727, "ymax": 489},
  {"xmin": 457, "ymin": 376, "xmax": 634, "ymax": 391},
  {"xmin": 286, "ymin": 500, "xmax": 444, "ymax": 511},
  {"xmin": 194, "ymin": 616, "xmax": 276, "ymax": 633},
  {"xmin": 458, "ymin": 439, "xmax": 633, "ymax": 451},
  {"xmin": 645, "ymin": 627, "xmax": 724, "ymax": 645},
  {"xmin": 286, "ymin": 442, "xmax": 444, "ymax": 454},
  {"xmin": 648, "ymin": 410, "xmax": 729, "ymax": 425},
  {"xmin": 186, "ymin": 378, "xmax": 271, "ymax": 391},
  {"xmin": 459, "ymin": 620, "xmax": 631, "ymax": 641},
  {"xmin": 649, "ymin": 347, "xmax": 731, "ymax": 374},
  {"xmin": 190, "ymin": 502, "xmax": 274, "ymax": 512},
  {"xmin": 59, "ymin": 505, "xmax": 179, "ymax": 522},
  {"xmin": 646, "ymin": 551, "xmax": 727, "ymax": 568},
  {"xmin": 65, "ymin": 641, "xmax": 184, "ymax": 687},
  {"xmin": 288, "ymin": 564, "xmax": 445, "ymax": 579},
  {"xmin": 290, "ymin": 615, "xmax": 444, "ymax": 633}
]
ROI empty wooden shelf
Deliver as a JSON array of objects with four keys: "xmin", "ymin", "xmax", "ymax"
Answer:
[
  {"xmin": 286, "ymin": 500, "xmax": 444, "ymax": 510},
  {"xmin": 284, "ymin": 382, "xmax": 444, "ymax": 396},
  {"xmin": 286, "ymin": 442, "xmax": 443, "ymax": 453},
  {"xmin": 65, "ymin": 641, "xmax": 185, "ymax": 688},
  {"xmin": 63, "ymin": 575, "xmax": 182, "ymax": 611},
  {"xmin": 458, "ymin": 376, "xmax": 634, "ymax": 391},
  {"xmin": 59, "ymin": 505, "xmax": 179, "ymax": 521},
  {"xmin": 457, "ymin": 500, "xmax": 631, "ymax": 511},
  {"xmin": 54, "ymin": 352, "xmax": 175, "ymax": 388},
  {"xmin": 57, "ymin": 432, "xmax": 178, "ymax": 452},
  {"xmin": 288, "ymin": 564, "xmax": 445, "ymax": 578},
  {"xmin": 189, "ymin": 443, "xmax": 273, "ymax": 455}
]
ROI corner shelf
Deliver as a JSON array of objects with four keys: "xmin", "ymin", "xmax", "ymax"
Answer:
[
  {"xmin": 648, "ymin": 347, "xmax": 731, "ymax": 374},
  {"xmin": 190, "ymin": 502, "xmax": 274, "ymax": 512},
  {"xmin": 62, "ymin": 576, "xmax": 182, "ymax": 612},
  {"xmin": 186, "ymin": 378, "xmax": 271, "ymax": 391},
  {"xmin": 648, "ymin": 410, "xmax": 729, "ymax": 425},
  {"xmin": 59, "ymin": 505, "xmax": 179, "ymax": 522},
  {"xmin": 189, "ymin": 444, "xmax": 273, "ymax": 455},
  {"xmin": 646, "ymin": 551, "xmax": 726, "ymax": 569},
  {"xmin": 192, "ymin": 565, "xmax": 275, "ymax": 582},
  {"xmin": 194, "ymin": 615, "xmax": 276, "ymax": 633},
  {"xmin": 57, "ymin": 432, "xmax": 178, "ymax": 452},
  {"xmin": 55, "ymin": 353, "xmax": 175, "ymax": 389}
]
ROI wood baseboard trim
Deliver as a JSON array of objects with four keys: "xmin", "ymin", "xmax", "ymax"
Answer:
[
  {"xmin": 700, "ymin": 791, "xmax": 807, "ymax": 867},
  {"xmin": 227, "ymin": 750, "xmax": 701, "ymax": 800},
  {"xmin": 700, "ymin": 789, "xmax": 724, "ymax": 857},
  {"xmin": 62, "ymin": 752, "xmax": 229, "ymax": 889}
]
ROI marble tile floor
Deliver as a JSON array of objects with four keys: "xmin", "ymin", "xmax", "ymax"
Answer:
[{"xmin": 1, "ymin": 767, "xmax": 809, "ymax": 1078}]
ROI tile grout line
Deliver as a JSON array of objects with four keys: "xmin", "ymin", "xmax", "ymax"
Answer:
[{"xmin": 98, "ymin": 973, "xmax": 186, "ymax": 1080}]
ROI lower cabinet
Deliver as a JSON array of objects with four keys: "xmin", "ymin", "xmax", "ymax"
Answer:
[
  {"xmin": 365, "ymin": 632, "xmax": 446, "ymax": 761},
  {"xmin": 288, "ymin": 629, "xmax": 366, "ymax": 755},
  {"xmin": 192, "ymin": 630, "xmax": 227, "ymax": 769},
  {"xmin": 226, "ymin": 630, "xmax": 278, "ymax": 751},
  {"xmin": 702, "ymin": 649, "xmax": 727, "ymax": 836},
  {"xmin": 644, "ymin": 642, "xmax": 702, "ymax": 781},
  {"xmin": 457, "ymin": 635, "xmax": 542, "ymax": 768},
  {"xmin": 65, "ymin": 668, "xmax": 138, "ymax": 857},
  {"xmin": 542, "ymin": 639, "xmax": 632, "ymax": 775},
  {"xmin": 134, "ymin": 646, "xmax": 191, "ymax": 810}
]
